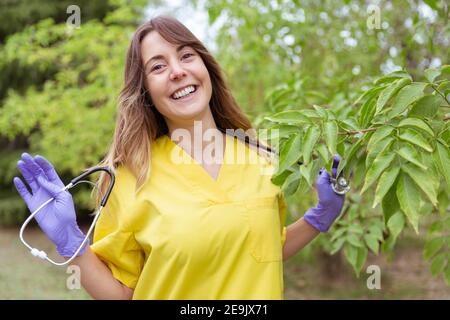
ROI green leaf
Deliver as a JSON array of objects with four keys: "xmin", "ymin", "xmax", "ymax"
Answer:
[
  {"xmin": 353, "ymin": 85, "xmax": 386, "ymax": 105},
  {"xmin": 259, "ymin": 125, "xmax": 299, "ymax": 140},
  {"xmin": 388, "ymin": 83, "xmax": 428, "ymax": 118},
  {"xmin": 364, "ymin": 234, "xmax": 380, "ymax": 254},
  {"xmin": 373, "ymin": 166, "xmax": 400, "ymax": 208},
  {"xmin": 344, "ymin": 243, "xmax": 358, "ymax": 268},
  {"xmin": 374, "ymin": 70, "xmax": 412, "ymax": 85},
  {"xmin": 305, "ymin": 91, "xmax": 329, "ymax": 101},
  {"xmin": 423, "ymin": 0, "xmax": 439, "ymax": 10},
  {"xmin": 360, "ymin": 152, "xmax": 396, "ymax": 195},
  {"xmin": 366, "ymin": 126, "xmax": 395, "ymax": 151},
  {"xmin": 359, "ymin": 98, "xmax": 376, "ymax": 128},
  {"xmin": 281, "ymin": 169, "xmax": 302, "ymax": 196},
  {"xmin": 316, "ymin": 143, "xmax": 330, "ymax": 163},
  {"xmin": 301, "ymin": 109, "xmax": 321, "ymax": 119},
  {"xmin": 428, "ymin": 220, "xmax": 444, "ymax": 235},
  {"xmin": 278, "ymin": 134, "xmax": 302, "ymax": 172},
  {"xmin": 338, "ymin": 138, "xmax": 364, "ymax": 177},
  {"xmin": 330, "ymin": 237, "xmax": 346, "ymax": 255},
  {"xmin": 340, "ymin": 118, "xmax": 360, "ymax": 131},
  {"xmin": 368, "ymin": 223, "xmax": 385, "ymax": 242},
  {"xmin": 366, "ymin": 136, "xmax": 394, "ymax": 169},
  {"xmin": 441, "ymin": 65, "xmax": 450, "ymax": 74},
  {"xmin": 424, "ymin": 67, "xmax": 441, "ymax": 83},
  {"xmin": 346, "ymin": 206, "xmax": 359, "ymax": 221},
  {"xmin": 398, "ymin": 118, "xmax": 434, "ymax": 137},
  {"xmin": 301, "ymin": 125, "xmax": 321, "ymax": 164},
  {"xmin": 271, "ymin": 169, "xmax": 292, "ymax": 186},
  {"xmin": 401, "ymin": 163, "xmax": 438, "ymax": 206},
  {"xmin": 364, "ymin": 126, "xmax": 394, "ymax": 168},
  {"xmin": 348, "ymin": 224, "xmax": 364, "ymax": 235},
  {"xmin": 423, "ymin": 237, "xmax": 445, "ymax": 260},
  {"xmin": 409, "ymin": 94, "xmax": 442, "ymax": 118},
  {"xmin": 330, "ymin": 227, "xmax": 347, "ymax": 242},
  {"xmin": 430, "ymin": 253, "xmax": 446, "ymax": 277},
  {"xmin": 264, "ymin": 110, "xmax": 310, "ymax": 125},
  {"xmin": 356, "ymin": 246, "xmax": 368, "ymax": 277},
  {"xmin": 296, "ymin": 174, "xmax": 310, "ymax": 195},
  {"xmin": 437, "ymin": 190, "xmax": 450, "ymax": 217},
  {"xmin": 324, "ymin": 120, "xmax": 338, "ymax": 156},
  {"xmin": 346, "ymin": 234, "xmax": 364, "ymax": 248},
  {"xmin": 396, "ymin": 172, "xmax": 420, "ymax": 234},
  {"xmin": 376, "ymin": 78, "xmax": 411, "ymax": 114},
  {"xmin": 433, "ymin": 142, "xmax": 450, "ymax": 193},
  {"xmin": 299, "ymin": 161, "xmax": 313, "ymax": 187},
  {"xmin": 387, "ymin": 211, "xmax": 405, "ymax": 239},
  {"xmin": 312, "ymin": 104, "xmax": 328, "ymax": 120},
  {"xmin": 395, "ymin": 144, "xmax": 428, "ymax": 170},
  {"xmin": 398, "ymin": 129, "xmax": 433, "ymax": 152}
]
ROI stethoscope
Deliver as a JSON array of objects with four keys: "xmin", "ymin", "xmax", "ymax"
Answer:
[
  {"xmin": 227, "ymin": 129, "xmax": 351, "ymax": 195},
  {"xmin": 330, "ymin": 175, "xmax": 351, "ymax": 195},
  {"xmin": 19, "ymin": 166, "xmax": 115, "ymax": 266}
]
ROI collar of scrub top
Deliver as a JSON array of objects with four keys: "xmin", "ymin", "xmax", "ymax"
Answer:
[
  {"xmin": 218, "ymin": 127, "xmax": 350, "ymax": 195},
  {"xmin": 19, "ymin": 166, "xmax": 115, "ymax": 266}
]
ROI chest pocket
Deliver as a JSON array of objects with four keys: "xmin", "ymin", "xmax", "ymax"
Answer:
[{"xmin": 243, "ymin": 196, "xmax": 283, "ymax": 263}]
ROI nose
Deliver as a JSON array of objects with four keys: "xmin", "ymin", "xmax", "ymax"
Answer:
[{"xmin": 169, "ymin": 62, "xmax": 187, "ymax": 81}]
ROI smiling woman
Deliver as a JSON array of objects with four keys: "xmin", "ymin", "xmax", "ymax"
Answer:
[
  {"xmin": 13, "ymin": 14, "xmax": 345, "ymax": 300},
  {"xmin": 84, "ymin": 16, "xmax": 294, "ymax": 300}
]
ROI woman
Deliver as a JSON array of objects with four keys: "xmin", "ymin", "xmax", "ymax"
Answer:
[{"xmin": 13, "ymin": 15, "xmax": 345, "ymax": 300}]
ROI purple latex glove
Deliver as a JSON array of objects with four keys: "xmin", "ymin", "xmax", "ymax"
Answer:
[
  {"xmin": 303, "ymin": 154, "xmax": 346, "ymax": 232},
  {"xmin": 13, "ymin": 153, "xmax": 88, "ymax": 257}
]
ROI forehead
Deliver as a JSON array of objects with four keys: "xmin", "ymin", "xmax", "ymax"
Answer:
[{"xmin": 141, "ymin": 31, "xmax": 184, "ymax": 60}]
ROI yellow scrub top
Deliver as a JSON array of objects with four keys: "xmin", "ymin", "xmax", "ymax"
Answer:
[{"xmin": 90, "ymin": 133, "xmax": 287, "ymax": 299}]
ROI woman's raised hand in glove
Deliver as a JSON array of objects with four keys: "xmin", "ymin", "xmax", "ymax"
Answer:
[{"xmin": 13, "ymin": 153, "xmax": 88, "ymax": 257}]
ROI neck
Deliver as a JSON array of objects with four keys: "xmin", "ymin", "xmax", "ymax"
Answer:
[{"xmin": 165, "ymin": 107, "xmax": 225, "ymax": 162}]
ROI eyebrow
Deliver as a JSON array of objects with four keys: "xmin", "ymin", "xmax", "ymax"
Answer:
[{"xmin": 144, "ymin": 44, "xmax": 190, "ymax": 71}]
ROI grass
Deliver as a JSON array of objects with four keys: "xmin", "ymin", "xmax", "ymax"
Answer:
[{"xmin": 0, "ymin": 226, "xmax": 91, "ymax": 299}]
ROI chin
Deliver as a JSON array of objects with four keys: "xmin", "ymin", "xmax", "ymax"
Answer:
[{"xmin": 171, "ymin": 101, "xmax": 209, "ymax": 118}]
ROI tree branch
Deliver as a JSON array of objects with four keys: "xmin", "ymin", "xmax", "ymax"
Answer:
[
  {"xmin": 339, "ymin": 127, "xmax": 378, "ymax": 135},
  {"xmin": 432, "ymin": 84, "xmax": 450, "ymax": 107}
]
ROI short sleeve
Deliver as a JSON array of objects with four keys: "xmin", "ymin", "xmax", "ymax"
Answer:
[
  {"xmin": 278, "ymin": 191, "xmax": 287, "ymax": 247},
  {"xmin": 90, "ymin": 166, "xmax": 145, "ymax": 289}
]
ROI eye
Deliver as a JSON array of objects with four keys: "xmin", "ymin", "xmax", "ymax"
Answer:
[
  {"xmin": 151, "ymin": 64, "xmax": 164, "ymax": 72},
  {"xmin": 182, "ymin": 53, "xmax": 194, "ymax": 59}
]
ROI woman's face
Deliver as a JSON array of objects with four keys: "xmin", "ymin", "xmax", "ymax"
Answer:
[{"xmin": 141, "ymin": 31, "xmax": 213, "ymax": 126}]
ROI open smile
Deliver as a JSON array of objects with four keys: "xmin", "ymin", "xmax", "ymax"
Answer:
[{"xmin": 170, "ymin": 85, "xmax": 199, "ymax": 102}]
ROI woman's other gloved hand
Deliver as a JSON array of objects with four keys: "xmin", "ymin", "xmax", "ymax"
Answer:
[
  {"xmin": 303, "ymin": 154, "xmax": 346, "ymax": 232},
  {"xmin": 13, "ymin": 153, "xmax": 88, "ymax": 257}
]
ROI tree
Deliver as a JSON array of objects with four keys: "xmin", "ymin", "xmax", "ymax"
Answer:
[
  {"xmin": 260, "ymin": 66, "xmax": 450, "ymax": 283},
  {"xmin": 200, "ymin": 0, "xmax": 450, "ymax": 284},
  {"xmin": 0, "ymin": 0, "xmax": 112, "ymax": 43},
  {"xmin": 0, "ymin": 0, "xmax": 150, "ymax": 225}
]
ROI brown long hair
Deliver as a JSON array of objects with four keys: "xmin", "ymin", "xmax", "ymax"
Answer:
[{"xmin": 93, "ymin": 15, "xmax": 272, "ymax": 206}]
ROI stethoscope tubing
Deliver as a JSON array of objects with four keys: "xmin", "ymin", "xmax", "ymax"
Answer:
[{"xmin": 19, "ymin": 167, "xmax": 114, "ymax": 266}]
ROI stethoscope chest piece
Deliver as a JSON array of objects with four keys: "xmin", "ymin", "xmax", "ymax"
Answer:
[{"xmin": 331, "ymin": 176, "xmax": 350, "ymax": 195}]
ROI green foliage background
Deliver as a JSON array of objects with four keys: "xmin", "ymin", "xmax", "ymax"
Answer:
[{"xmin": 0, "ymin": 0, "xmax": 449, "ymax": 287}]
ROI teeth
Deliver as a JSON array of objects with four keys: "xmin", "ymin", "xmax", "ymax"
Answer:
[{"xmin": 172, "ymin": 85, "xmax": 195, "ymax": 99}]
